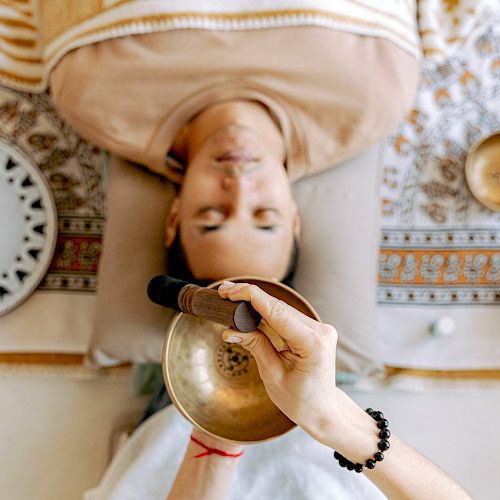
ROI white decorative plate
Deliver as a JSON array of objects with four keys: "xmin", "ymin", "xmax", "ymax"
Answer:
[{"xmin": 0, "ymin": 140, "xmax": 57, "ymax": 316}]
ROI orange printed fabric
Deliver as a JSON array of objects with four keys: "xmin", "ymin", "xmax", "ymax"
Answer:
[{"xmin": 379, "ymin": 235, "xmax": 500, "ymax": 305}]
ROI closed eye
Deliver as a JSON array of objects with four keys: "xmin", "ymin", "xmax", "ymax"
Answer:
[
  {"xmin": 256, "ymin": 225, "xmax": 276, "ymax": 232},
  {"xmin": 200, "ymin": 225, "xmax": 221, "ymax": 233}
]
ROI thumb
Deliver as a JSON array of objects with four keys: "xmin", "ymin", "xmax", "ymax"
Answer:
[{"xmin": 222, "ymin": 329, "xmax": 283, "ymax": 379}]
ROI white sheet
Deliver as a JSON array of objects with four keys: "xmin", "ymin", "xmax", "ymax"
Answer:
[{"xmin": 84, "ymin": 405, "xmax": 386, "ymax": 500}]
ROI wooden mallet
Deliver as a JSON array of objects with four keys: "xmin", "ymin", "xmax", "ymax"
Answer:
[{"xmin": 147, "ymin": 275, "xmax": 262, "ymax": 333}]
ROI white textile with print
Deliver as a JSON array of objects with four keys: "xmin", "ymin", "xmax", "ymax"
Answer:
[{"xmin": 377, "ymin": 4, "xmax": 500, "ymax": 370}]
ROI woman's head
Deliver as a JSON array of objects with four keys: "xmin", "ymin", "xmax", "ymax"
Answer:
[{"xmin": 165, "ymin": 100, "xmax": 300, "ymax": 283}]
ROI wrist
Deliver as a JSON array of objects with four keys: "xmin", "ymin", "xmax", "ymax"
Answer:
[
  {"xmin": 333, "ymin": 409, "xmax": 390, "ymax": 473},
  {"xmin": 324, "ymin": 417, "xmax": 380, "ymax": 465},
  {"xmin": 305, "ymin": 390, "xmax": 380, "ymax": 465},
  {"xmin": 190, "ymin": 428, "xmax": 244, "ymax": 456}
]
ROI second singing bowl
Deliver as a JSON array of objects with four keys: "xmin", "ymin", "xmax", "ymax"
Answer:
[
  {"xmin": 465, "ymin": 131, "xmax": 500, "ymax": 211},
  {"xmin": 162, "ymin": 276, "xmax": 320, "ymax": 443}
]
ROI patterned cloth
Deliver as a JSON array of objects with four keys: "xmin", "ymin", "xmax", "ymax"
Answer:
[
  {"xmin": 378, "ymin": 5, "xmax": 500, "ymax": 370},
  {"xmin": 0, "ymin": 86, "xmax": 105, "ymax": 292},
  {"xmin": 0, "ymin": 85, "xmax": 105, "ymax": 353},
  {"xmin": 417, "ymin": 0, "xmax": 499, "ymax": 60}
]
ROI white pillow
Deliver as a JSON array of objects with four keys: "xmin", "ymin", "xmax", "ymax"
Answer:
[{"xmin": 88, "ymin": 148, "xmax": 383, "ymax": 377}]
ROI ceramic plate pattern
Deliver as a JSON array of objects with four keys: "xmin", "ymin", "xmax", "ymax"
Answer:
[{"xmin": 0, "ymin": 140, "xmax": 57, "ymax": 316}]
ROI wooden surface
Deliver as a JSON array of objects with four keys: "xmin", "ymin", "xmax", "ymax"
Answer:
[{"xmin": 0, "ymin": 352, "xmax": 131, "ymax": 368}]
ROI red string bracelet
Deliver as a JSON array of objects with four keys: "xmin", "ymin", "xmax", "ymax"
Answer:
[{"xmin": 190, "ymin": 435, "xmax": 244, "ymax": 459}]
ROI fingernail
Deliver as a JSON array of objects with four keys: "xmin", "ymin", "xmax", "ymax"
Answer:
[
  {"xmin": 224, "ymin": 336, "xmax": 242, "ymax": 343},
  {"xmin": 219, "ymin": 281, "xmax": 234, "ymax": 290}
]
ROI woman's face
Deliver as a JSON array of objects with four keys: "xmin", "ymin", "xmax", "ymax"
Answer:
[{"xmin": 166, "ymin": 120, "xmax": 300, "ymax": 282}]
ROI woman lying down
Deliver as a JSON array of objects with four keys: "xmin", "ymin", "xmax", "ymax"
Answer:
[{"xmin": 85, "ymin": 282, "xmax": 471, "ymax": 500}]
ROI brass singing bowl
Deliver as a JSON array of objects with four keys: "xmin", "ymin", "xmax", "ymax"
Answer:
[
  {"xmin": 465, "ymin": 131, "xmax": 500, "ymax": 211},
  {"xmin": 162, "ymin": 276, "xmax": 320, "ymax": 444}
]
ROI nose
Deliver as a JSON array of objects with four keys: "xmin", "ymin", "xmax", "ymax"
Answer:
[
  {"xmin": 221, "ymin": 172, "xmax": 257, "ymax": 192},
  {"xmin": 220, "ymin": 173, "xmax": 257, "ymax": 216}
]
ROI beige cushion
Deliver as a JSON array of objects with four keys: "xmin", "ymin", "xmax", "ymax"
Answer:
[
  {"xmin": 292, "ymin": 145, "xmax": 383, "ymax": 376},
  {"xmin": 89, "ymin": 160, "xmax": 176, "ymax": 366},
  {"xmin": 88, "ymin": 149, "xmax": 383, "ymax": 376}
]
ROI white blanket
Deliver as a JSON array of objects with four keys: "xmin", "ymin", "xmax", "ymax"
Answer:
[{"xmin": 84, "ymin": 405, "xmax": 386, "ymax": 500}]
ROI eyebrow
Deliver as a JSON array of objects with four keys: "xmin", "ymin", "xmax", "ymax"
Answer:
[
  {"xmin": 194, "ymin": 207, "xmax": 224, "ymax": 217},
  {"xmin": 257, "ymin": 207, "xmax": 281, "ymax": 216},
  {"xmin": 194, "ymin": 207, "xmax": 283, "ymax": 217}
]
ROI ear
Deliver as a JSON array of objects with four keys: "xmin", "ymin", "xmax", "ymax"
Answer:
[{"xmin": 165, "ymin": 197, "xmax": 181, "ymax": 248}]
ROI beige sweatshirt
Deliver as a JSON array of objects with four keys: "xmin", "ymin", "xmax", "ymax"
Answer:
[{"xmin": 49, "ymin": 27, "xmax": 419, "ymax": 183}]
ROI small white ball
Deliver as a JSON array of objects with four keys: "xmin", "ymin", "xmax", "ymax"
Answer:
[{"xmin": 429, "ymin": 316, "xmax": 456, "ymax": 336}]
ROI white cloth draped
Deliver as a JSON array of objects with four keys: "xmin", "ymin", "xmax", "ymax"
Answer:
[{"xmin": 84, "ymin": 405, "xmax": 387, "ymax": 500}]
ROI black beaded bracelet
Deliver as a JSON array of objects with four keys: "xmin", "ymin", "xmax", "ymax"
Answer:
[{"xmin": 333, "ymin": 408, "xmax": 391, "ymax": 473}]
